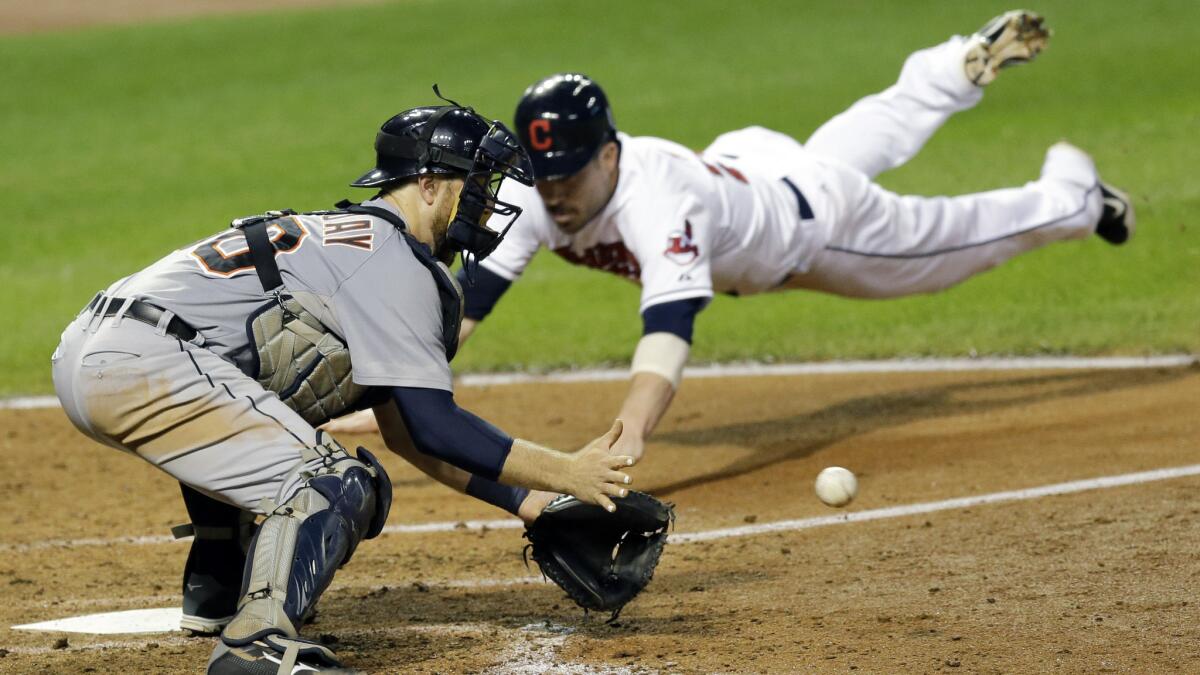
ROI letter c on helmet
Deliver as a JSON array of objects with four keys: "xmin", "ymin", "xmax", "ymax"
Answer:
[{"xmin": 528, "ymin": 119, "xmax": 553, "ymax": 151}]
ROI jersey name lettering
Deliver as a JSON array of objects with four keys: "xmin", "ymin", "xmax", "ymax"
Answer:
[
  {"xmin": 553, "ymin": 242, "xmax": 641, "ymax": 281},
  {"xmin": 322, "ymin": 218, "xmax": 374, "ymax": 251}
]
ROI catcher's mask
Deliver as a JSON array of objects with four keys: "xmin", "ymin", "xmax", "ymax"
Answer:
[
  {"xmin": 351, "ymin": 89, "xmax": 534, "ymax": 275},
  {"xmin": 444, "ymin": 120, "xmax": 534, "ymax": 270}
]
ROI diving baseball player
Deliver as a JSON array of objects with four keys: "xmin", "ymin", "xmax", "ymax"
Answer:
[
  {"xmin": 325, "ymin": 12, "xmax": 1136, "ymax": 457},
  {"xmin": 452, "ymin": 10, "xmax": 1136, "ymax": 463},
  {"xmin": 52, "ymin": 101, "xmax": 634, "ymax": 674}
]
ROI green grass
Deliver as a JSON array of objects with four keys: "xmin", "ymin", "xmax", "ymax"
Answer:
[{"xmin": 2, "ymin": 0, "xmax": 1197, "ymax": 394}]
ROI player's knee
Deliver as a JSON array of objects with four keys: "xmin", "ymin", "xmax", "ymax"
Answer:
[{"xmin": 222, "ymin": 437, "xmax": 392, "ymax": 645}]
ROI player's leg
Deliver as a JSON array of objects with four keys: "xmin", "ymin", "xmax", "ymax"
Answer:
[
  {"xmin": 53, "ymin": 317, "xmax": 391, "ymax": 673},
  {"xmin": 803, "ymin": 11, "xmax": 1049, "ymax": 179},
  {"xmin": 176, "ymin": 484, "xmax": 257, "ymax": 635},
  {"xmin": 783, "ymin": 142, "xmax": 1130, "ymax": 298},
  {"xmin": 209, "ymin": 437, "xmax": 391, "ymax": 674}
]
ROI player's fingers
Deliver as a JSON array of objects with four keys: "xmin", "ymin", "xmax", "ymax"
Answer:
[
  {"xmin": 601, "ymin": 419, "xmax": 624, "ymax": 447},
  {"xmin": 606, "ymin": 470, "xmax": 633, "ymax": 486},
  {"xmin": 594, "ymin": 493, "xmax": 617, "ymax": 513},
  {"xmin": 608, "ymin": 455, "xmax": 636, "ymax": 469},
  {"xmin": 602, "ymin": 482, "xmax": 630, "ymax": 499}
]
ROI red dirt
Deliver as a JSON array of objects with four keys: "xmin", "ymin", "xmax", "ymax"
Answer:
[{"xmin": 1, "ymin": 365, "xmax": 1198, "ymax": 673}]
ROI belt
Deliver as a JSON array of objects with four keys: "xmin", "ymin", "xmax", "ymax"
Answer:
[{"xmin": 88, "ymin": 295, "xmax": 198, "ymax": 342}]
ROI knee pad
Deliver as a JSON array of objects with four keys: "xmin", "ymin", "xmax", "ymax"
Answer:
[{"xmin": 222, "ymin": 434, "xmax": 392, "ymax": 646}]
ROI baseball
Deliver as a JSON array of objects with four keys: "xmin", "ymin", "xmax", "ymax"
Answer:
[{"xmin": 815, "ymin": 467, "xmax": 858, "ymax": 507}]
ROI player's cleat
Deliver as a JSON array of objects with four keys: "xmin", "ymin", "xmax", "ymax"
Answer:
[
  {"xmin": 176, "ymin": 486, "xmax": 258, "ymax": 635},
  {"xmin": 963, "ymin": 10, "xmax": 1051, "ymax": 86},
  {"xmin": 1095, "ymin": 181, "xmax": 1136, "ymax": 245},
  {"xmin": 179, "ymin": 535, "xmax": 245, "ymax": 634},
  {"xmin": 207, "ymin": 638, "xmax": 359, "ymax": 674}
]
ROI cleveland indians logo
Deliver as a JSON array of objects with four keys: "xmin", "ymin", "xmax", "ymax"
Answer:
[
  {"xmin": 528, "ymin": 119, "xmax": 553, "ymax": 151},
  {"xmin": 663, "ymin": 221, "xmax": 700, "ymax": 265}
]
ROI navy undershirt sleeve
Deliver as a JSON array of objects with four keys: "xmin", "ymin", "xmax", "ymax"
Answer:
[
  {"xmin": 389, "ymin": 386, "xmax": 513, "ymax": 480},
  {"xmin": 465, "ymin": 475, "xmax": 530, "ymax": 517},
  {"xmin": 458, "ymin": 265, "xmax": 512, "ymax": 321},
  {"xmin": 640, "ymin": 297, "xmax": 707, "ymax": 344}
]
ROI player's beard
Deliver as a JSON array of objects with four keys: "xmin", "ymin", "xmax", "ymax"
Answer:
[{"xmin": 432, "ymin": 188, "xmax": 459, "ymax": 266}]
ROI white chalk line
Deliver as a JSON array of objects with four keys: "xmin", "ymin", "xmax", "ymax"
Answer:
[
  {"xmin": 7, "ymin": 463, "xmax": 1200, "ymax": 554},
  {"xmin": 3, "ymin": 355, "xmax": 1194, "ymax": 410},
  {"xmin": 671, "ymin": 462, "xmax": 1200, "ymax": 543},
  {"xmin": 8, "ymin": 463, "xmax": 1200, "ymax": 663},
  {"xmin": 4, "ymin": 620, "xmax": 625, "ymax": 674}
]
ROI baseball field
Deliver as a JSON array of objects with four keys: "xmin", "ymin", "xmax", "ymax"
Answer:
[{"xmin": 1, "ymin": 0, "xmax": 1198, "ymax": 673}]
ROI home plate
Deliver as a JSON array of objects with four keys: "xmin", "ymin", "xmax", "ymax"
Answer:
[{"xmin": 13, "ymin": 607, "xmax": 182, "ymax": 634}]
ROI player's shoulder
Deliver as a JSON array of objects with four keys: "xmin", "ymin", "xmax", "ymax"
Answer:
[{"xmin": 621, "ymin": 133, "xmax": 711, "ymax": 185}]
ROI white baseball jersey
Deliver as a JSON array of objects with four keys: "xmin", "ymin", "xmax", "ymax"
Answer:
[{"xmin": 481, "ymin": 131, "xmax": 830, "ymax": 312}]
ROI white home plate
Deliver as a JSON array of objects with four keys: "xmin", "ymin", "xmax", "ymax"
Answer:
[{"xmin": 13, "ymin": 607, "xmax": 182, "ymax": 634}]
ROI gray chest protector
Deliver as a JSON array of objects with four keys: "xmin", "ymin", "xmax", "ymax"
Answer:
[{"xmin": 235, "ymin": 207, "xmax": 462, "ymax": 427}]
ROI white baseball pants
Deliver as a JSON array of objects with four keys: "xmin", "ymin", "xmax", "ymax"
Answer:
[
  {"xmin": 780, "ymin": 36, "xmax": 1102, "ymax": 297},
  {"xmin": 52, "ymin": 301, "xmax": 321, "ymax": 512}
]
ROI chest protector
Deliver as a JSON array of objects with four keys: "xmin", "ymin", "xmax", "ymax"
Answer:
[{"xmin": 236, "ymin": 204, "xmax": 462, "ymax": 427}]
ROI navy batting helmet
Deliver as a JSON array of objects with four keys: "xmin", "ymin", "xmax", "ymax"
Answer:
[{"xmin": 514, "ymin": 73, "xmax": 616, "ymax": 180}]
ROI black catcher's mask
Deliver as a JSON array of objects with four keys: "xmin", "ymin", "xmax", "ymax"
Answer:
[{"xmin": 351, "ymin": 92, "xmax": 535, "ymax": 277}]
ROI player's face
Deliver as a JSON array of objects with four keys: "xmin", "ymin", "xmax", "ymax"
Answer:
[
  {"xmin": 429, "ymin": 177, "xmax": 466, "ymax": 264},
  {"xmin": 535, "ymin": 142, "xmax": 619, "ymax": 234}
]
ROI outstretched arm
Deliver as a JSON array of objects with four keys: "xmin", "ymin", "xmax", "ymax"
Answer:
[
  {"xmin": 388, "ymin": 386, "xmax": 634, "ymax": 512},
  {"xmin": 609, "ymin": 298, "xmax": 705, "ymax": 461},
  {"xmin": 374, "ymin": 400, "xmax": 557, "ymax": 521}
]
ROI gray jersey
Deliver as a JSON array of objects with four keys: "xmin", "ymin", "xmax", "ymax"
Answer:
[{"xmin": 105, "ymin": 198, "xmax": 452, "ymax": 391}]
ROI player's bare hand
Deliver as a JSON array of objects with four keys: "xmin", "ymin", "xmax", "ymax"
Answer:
[
  {"xmin": 518, "ymin": 490, "xmax": 560, "ymax": 523},
  {"xmin": 566, "ymin": 420, "xmax": 635, "ymax": 512},
  {"xmin": 610, "ymin": 430, "xmax": 645, "ymax": 463}
]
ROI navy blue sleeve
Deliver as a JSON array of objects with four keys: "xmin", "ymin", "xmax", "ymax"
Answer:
[
  {"xmin": 457, "ymin": 265, "xmax": 512, "ymax": 321},
  {"xmin": 641, "ymin": 297, "xmax": 707, "ymax": 344},
  {"xmin": 390, "ymin": 386, "xmax": 514, "ymax": 480},
  {"xmin": 466, "ymin": 475, "xmax": 530, "ymax": 516}
]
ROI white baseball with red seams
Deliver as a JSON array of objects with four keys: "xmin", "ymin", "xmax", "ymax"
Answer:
[{"xmin": 815, "ymin": 467, "xmax": 858, "ymax": 507}]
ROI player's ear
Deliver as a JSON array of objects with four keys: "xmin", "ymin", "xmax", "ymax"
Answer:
[
  {"xmin": 599, "ymin": 141, "xmax": 619, "ymax": 170},
  {"xmin": 417, "ymin": 175, "xmax": 440, "ymax": 206}
]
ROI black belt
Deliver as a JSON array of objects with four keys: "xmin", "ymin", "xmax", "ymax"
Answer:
[{"xmin": 88, "ymin": 295, "xmax": 198, "ymax": 342}]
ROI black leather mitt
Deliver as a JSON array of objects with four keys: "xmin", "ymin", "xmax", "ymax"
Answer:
[{"xmin": 525, "ymin": 491, "xmax": 673, "ymax": 621}]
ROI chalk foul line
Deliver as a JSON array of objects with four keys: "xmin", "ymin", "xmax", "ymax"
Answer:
[
  {"xmin": 6, "ymin": 463, "xmax": 1200, "ymax": 555},
  {"xmin": 3, "ymin": 355, "xmax": 1194, "ymax": 410}
]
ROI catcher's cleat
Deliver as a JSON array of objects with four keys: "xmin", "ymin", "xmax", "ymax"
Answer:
[
  {"xmin": 179, "ymin": 535, "xmax": 243, "ymax": 634},
  {"xmin": 207, "ymin": 637, "xmax": 358, "ymax": 674},
  {"xmin": 176, "ymin": 486, "xmax": 257, "ymax": 635},
  {"xmin": 963, "ymin": 10, "xmax": 1051, "ymax": 86},
  {"xmin": 1095, "ymin": 181, "xmax": 1136, "ymax": 245}
]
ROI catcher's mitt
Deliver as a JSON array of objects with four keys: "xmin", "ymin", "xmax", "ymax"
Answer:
[{"xmin": 524, "ymin": 491, "xmax": 674, "ymax": 621}]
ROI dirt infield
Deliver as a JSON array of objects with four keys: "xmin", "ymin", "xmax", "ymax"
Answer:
[
  {"xmin": 1, "ymin": 364, "xmax": 1198, "ymax": 673},
  {"xmin": 0, "ymin": 0, "xmax": 377, "ymax": 35}
]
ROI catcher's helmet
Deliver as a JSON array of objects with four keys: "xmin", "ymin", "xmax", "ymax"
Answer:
[
  {"xmin": 514, "ymin": 73, "xmax": 616, "ymax": 180},
  {"xmin": 352, "ymin": 102, "xmax": 534, "ymax": 263},
  {"xmin": 354, "ymin": 106, "xmax": 495, "ymax": 187}
]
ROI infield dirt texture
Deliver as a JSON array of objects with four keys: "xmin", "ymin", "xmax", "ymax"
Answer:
[{"xmin": 1, "ymin": 1, "xmax": 1198, "ymax": 673}]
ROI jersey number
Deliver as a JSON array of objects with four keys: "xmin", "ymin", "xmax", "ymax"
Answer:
[{"xmin": 190, "ymin": 217, "xmax": 309, "ymax": 278}]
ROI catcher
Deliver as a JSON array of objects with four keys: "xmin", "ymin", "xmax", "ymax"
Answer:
[{"xmin": 51, "ymin": 98, "xmax": 653, "ymax": 674}]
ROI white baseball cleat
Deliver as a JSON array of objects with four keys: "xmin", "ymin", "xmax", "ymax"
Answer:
[
  {"xmin": 1095, "ymin": 181, "xmax": 1136, "ymax": 245},
  {"xmin": 964, "ymin": 10, "xmax": 1051, "ymax": 86}
]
